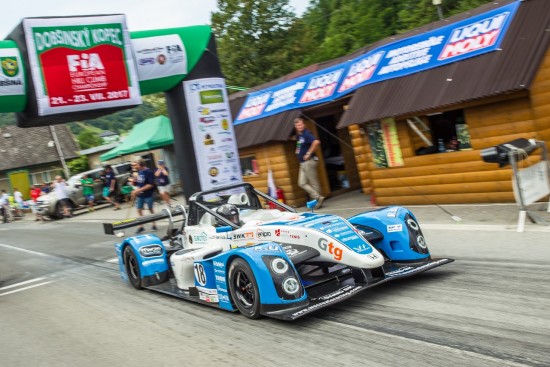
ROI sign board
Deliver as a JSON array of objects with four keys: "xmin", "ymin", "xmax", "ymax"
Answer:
[
  {"xmin": 184, "ymin": 78, "xmax": 242, "ymax": 191},
  {"xmin": 513, "ymin": 161, "xmax": 550, "ymax": 206},
  {"xmin": 22, "ymin": 15, "xmax": 141, "ymax": 116}
]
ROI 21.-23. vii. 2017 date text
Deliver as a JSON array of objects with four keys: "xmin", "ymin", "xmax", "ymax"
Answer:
[{"xmin": 50, "ymin": 90, "xmax": 129, "ymax": 105}]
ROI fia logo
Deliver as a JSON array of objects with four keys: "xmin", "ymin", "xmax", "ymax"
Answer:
[{"xmin": 67, "ymin": 53, "xmax": 105, "ymax": 72}]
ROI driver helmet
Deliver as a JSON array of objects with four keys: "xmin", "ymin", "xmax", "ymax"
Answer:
[{"xmin": 216, "ymin": 204, "xmax": 240, "ymax": 225}]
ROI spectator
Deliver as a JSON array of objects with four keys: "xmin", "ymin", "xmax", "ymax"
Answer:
[
  {"xmin": 131, "ymin": 159, "xmax": 157, "ymax": 233},
  {"xmin": 30, "ymin": 184, "xmax": 46, "ymax": 221},
  {"xmin": 53, "ymin": 175, "xmax": 72, "ymax": 218},
  {"xmin": 154, "ymin": 160, "xmax": 171, "ymax": 207},
  {"xmin": 101, "ymin": 165, "xmax": 121, "ymax": 211},
  {"xmin": 0, "ymin": 189, "xmax": 10, "ymax": 223},
  {"xmin": 294, "ymin": 117, "xmax": 325, "ymax": 209},
  {"xmin": 13, "ymin": 188, "xmax": 24, "ymax": 216},
  {"xmin": 41, "ymin": 182, "xmax": 50, "ymax": 194},
  {"xmin": 80, "ymin": 173, "xmax": 96, "ymax": 212}
]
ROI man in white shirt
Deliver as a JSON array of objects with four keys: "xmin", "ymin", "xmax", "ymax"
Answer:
[{"xmin": 54, "ymin": 176, "xmax": 72, "ymax": 218}]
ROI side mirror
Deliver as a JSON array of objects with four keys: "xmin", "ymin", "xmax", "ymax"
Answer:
[
  {"xmin": 306, "ymin": 199, "xmax": 317, "ymax": 212},
  {"xmin": 216, "ymin": 226, "xmax": 233, "ymax": 233}
]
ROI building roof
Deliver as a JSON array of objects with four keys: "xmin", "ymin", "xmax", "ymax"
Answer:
[
  {"xmin": 0, "ymin": 124, "xmax": 80, "ymax": 171},
  {"xmin": 231, "ymin": 98, "xmax": 301, "ymax": 149},
  {"xmin": 98, "ymin": 130, "xmax": 119, "ymax": 137},
  {"xmin": 79, "ymin": 142, "xmax": 119, "ymax": 155},
  {"xmin": 230, "ymin": 0, "xmax": 550, "ymax": 144},
  {"xmin": 338, "ymin": 0, "xmax": 550, "ymax": 128}
]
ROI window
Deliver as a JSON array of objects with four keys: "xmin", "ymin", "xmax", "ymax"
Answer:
[
  {"xmin": 410, "ymin": 109, "xmax": 471, "ymax": 155},
  {"xmin": 240, "ymin": 156, "xmax": 258, "ymax": 176}
]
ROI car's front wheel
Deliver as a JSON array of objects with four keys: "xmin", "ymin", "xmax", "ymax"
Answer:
[
  {"xmin": 123, "ymin": 246, "xmax": 143, "ymax": 289},
  {"xmin": 54, "ymin": 201, "xmax": 73, "ymax": 219},
  {"xmin": 228, "ymin": 258, "xmax": 261, "ymax": 319}
]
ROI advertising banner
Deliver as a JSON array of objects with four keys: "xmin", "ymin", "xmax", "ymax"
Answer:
[
  {"xmin": 132, "ymin": 34, "xmax": 187, "ymax": 82},
  {"xmin": 184, "ymin": 78, "xmax": 242, "ymax": 191},
  {"xmin": 23, "ymin": 15, "xmax": 141, "ymax": 116},
  {"xmin": 380, "ymin": 118, "xmax": 404, "ymax": 167},
  {"xmin": 235, "ymin": 1, "xmax": 520, "ymax": 125},
  {"xmin": 0, "ymin": 42, "xmax": 26, "ymax": 112}
]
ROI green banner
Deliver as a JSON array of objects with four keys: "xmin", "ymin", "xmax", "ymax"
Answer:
[
  {"xmin": 0, "ymin": 40, "xmax": 26, "ymax": 112},
  {"xmin": 131, "ymin": 25, "xmax": 212, "ymax": 95},
  {"xmin": 0, "ymin": 23, "xmax": 212, "ymax": 112}
]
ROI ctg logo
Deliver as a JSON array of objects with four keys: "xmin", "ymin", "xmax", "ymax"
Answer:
[
  {"xmin": 317, "ymin": 238, "xmax": 343, "ymax": 261},
  {"xmin": 67, "ymin": 53, "xmax": 105, "ymax": 72}
]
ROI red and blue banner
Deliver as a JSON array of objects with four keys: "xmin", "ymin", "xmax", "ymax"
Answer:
[{"xmin": 235, "ymin": 1, "xmax": 520, "ymax": 125}]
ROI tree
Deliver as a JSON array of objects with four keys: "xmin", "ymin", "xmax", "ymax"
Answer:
[
  {"xmin": 212, "ymin": 0, "xmax": 298, "ymax": 89},
  {"xmin": 77, "ymin": 130, "xmax": 103, "ymax": 150},
  {"xmin": 67, "ymin": 155, "xmax": 89, "ymax": 174}
]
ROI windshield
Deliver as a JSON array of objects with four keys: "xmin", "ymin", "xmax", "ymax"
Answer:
[{"xmin": 66, "ymin": 175, "xmax": 82, "ymax": 186}]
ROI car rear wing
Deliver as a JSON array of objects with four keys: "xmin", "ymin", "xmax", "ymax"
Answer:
[{"xmin": 103, "ymin": 205, "xmax": 186, "ymax": 239}]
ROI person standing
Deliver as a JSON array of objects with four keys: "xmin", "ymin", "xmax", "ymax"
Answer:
[
  {"xmin": 30, "ymin": 184, "xmax": 46, "ymax": 221},
  {"xmin": 80, "ymin": 173, "xmax": 95, "ymax": 212},
  {"xmin": 13, "ymin": 187, "xmax": 25, "ymax": 210},
  {"xmin": 294, "ymin": 117, "xmax": 325, "ymax": 209},
  {"xmin": 154, "ymin": 160, "xmax": 171, "ymax": 206},
  {"xmin": 0, "ymin": 189, "xmax": 10, "ymax": 223},
  {"xmin": 131, "ymin": 159, "xmax": 157, "ymax": 233},
  {"xmin": 53, "ymin": 175, "xmax": 72, "ymax": 218},
  {"xmin": 102, "ymin": 165, "xmax": 121, "ymax": 210}
]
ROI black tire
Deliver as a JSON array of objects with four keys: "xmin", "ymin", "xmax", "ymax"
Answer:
[
  {"xmin": 55, "ymin": 200, "xmax": 73, "ymax": 219},
  {"xmin": 228, "ymin": 258, "xmax": 261, "ymax": 319},
  {"xmin": 123, "ymin": 246, "xmax": 143, "ymax": 289}
]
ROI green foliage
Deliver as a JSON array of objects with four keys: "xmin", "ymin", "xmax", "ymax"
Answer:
[
  {"xmin": 77, "ymin": 130, "xmax": 103, "ymax": 150},
  {"xmin": 67, "ymin": 155, "xmax": 90, "ymax": 174}
]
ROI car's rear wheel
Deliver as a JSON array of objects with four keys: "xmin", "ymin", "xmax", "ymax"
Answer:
[
  {"xmin": 228, "ymin": 258, "xmax": 261, "ymax": 319},
  {"xmin": 123, "ymin": 246, "xmax": 143, "ymax": 289}
]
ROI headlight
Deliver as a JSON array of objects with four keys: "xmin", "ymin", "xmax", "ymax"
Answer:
[
  {"xmin": 282, "ymin": 277, "xmax": 300, "ymax": 295},
  {"xmin": 271, "ymin": 258, "xmax": 289, "ymax": 274}
]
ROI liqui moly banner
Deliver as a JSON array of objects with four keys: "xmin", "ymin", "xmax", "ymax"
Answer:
[
  {"xmin": 235, "ymin": 0, "xmax": 520, "ymax": 125},
  {"xmin": 23, "ymin": 15, "xmax": 141, "ymax": 116}
]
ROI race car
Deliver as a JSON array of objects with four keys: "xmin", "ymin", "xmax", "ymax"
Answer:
[{"xmin": 104, "ymin": 183, "xmax": 453, "ymax": 320}]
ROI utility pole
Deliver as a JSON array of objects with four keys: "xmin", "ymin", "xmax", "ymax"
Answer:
[{"xmin": 49, "ymin": 125, "xmax": 71, "ymax": 179}]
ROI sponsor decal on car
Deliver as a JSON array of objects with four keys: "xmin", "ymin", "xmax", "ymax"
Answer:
[
  {"xmin": 141, "ymin": 258, "xmax": 165, "ymax": 266},
  {"xmin": 318, "ymin": 238, "xmax": 343, "ymax": 261},
  {"xmin": 139, "ymin": 244, "xmax": 163, "ymax": 257},
  {"xmin": 234, "ymin": 232, "xmax": 254, "ymax": 241},
  {"xmin": 387, "ymin": 224, "xmax": 403, "ymax": 232}
]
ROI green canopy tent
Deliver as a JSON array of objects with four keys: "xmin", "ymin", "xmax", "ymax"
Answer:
[{"xmin": 100, "ymin": 115, "xmax": 174, "ymax": 161}]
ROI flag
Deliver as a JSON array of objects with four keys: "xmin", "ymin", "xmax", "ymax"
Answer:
[{"xmin": 267, "ymin": 169, "xmax": 277, "ymax": 199}]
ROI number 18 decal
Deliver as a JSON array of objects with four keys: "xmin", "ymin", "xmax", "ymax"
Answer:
[{"xmin": 194, "ymin": 263, "xmax": 207, "ymax": 286}]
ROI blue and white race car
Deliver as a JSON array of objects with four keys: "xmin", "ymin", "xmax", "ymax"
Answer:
[{"xmin": 105, "ymin": 183, "xmax": 453, "ymax": 320}]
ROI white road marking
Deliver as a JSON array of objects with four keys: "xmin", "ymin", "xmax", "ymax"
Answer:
[
  {"xmin": 0, "ymin": 281, "xmax": 55, "ymax": 297},
  {"xmin": 0, "ymin": 277, "xmax": 46, "ymax": 291},
  {"xmin": 0, "ymin": 243, "xmax": 53, "ymax": 257},
  {"xmin": 106, "ymin": 257, "xmax": 119, "ymax": 264},
  {"xmin": 322, "ymin": 319, "xmax": 531, "ymax": 367}
]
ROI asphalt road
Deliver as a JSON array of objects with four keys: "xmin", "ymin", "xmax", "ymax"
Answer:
[{"xmin": 0, "ymin": 206, "xmax": 549, "ymax": 367}]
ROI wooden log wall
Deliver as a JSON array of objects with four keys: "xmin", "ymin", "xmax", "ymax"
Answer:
[
  {"xmin": 531, "ymin": 47, "xmax": 550, "ymax": 143},
  {"xmin": 360, "ymin": 59, "xmax": 550, "ymax": 207}
]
